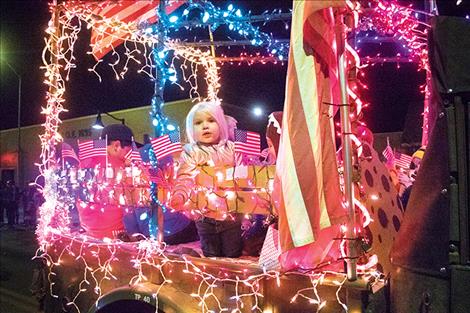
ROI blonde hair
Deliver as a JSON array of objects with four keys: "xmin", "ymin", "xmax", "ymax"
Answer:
[{"xmin": 185, "ymin": 101, "xmax": 230, "ymax": 144}]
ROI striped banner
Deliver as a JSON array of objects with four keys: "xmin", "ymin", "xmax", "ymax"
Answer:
[
  {"xmin": 276, "ymin": 0, "xmax": 350, "ymax": 268},
  {"xmin": 90, "ymin": 0, "xmax": 186, "ymax": 60}
]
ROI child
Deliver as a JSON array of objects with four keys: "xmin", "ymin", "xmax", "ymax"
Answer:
[{"xmin": 170, "ymin": 101, "xmax": 243, "ymax": 257}]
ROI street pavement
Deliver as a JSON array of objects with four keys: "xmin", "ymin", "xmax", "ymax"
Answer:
[{"xmin": 0, "ymin": 225, "xmax": 41, "ymax": 313}]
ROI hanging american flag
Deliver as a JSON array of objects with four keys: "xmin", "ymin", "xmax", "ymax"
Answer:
[
  {"xmin": 394, "ymin": 152, "xmax": 413, "ymax": 170},
  {"xmin": 61, "ymin": 142, "xmax": 79, "ymax": 163},
  {"xmin": 90, "ymin": 0, "xmax": 186, "ymax": 60},
  {"xmin": 275, "ymin": 0, "xmax": 352, "ymax": 270},
  {"xmin": 150, "ymin": 131, "xmax": 182, "ymax": 160},
  {"xmin": 78, "ymin": 139, "xmax": 107, "ymax": 161},
  {"xmin": 125, "ymin": 142, "xmax": 143, "ymax": 163},
  {"xmin": 234, "ymin": 129, "xmax": 261, "ymax": 156}
]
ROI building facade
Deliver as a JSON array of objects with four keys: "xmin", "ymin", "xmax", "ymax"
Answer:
[{"xmin": 0, "ymin": 99, "xmax": 194, "ymax": 187}]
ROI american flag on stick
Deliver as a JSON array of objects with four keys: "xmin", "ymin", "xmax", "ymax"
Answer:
[
  {"xmin": 394, "ymin": 152, "xmax": 413, "ymax": 170},
  {"xmin": 61, "ymin": 142, "xmax": 79, "ymax": 163},
  {"xmin": 89, "ymin": 0, "xmax": 186, "ymax": 60},
  {"xmin": 78, "ymin": 139, "xmax": 107, "ymax": 161},
  {"xmin": 234, "ymin": 129, "xmax": 261, "ymax": 156},
  {"xmin": 125, "ymin": 141, "xmax": 143, "ymax": 163},
  {"xmin": 150, "ymin": 131, "xmax": 182, "ymax": 161},
  {"xmin": 382, "ymin": 144, "xmax": 395, "ymax": 164}
]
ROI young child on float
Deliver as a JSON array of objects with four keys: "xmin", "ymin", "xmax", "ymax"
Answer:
[{"xmin": 170, "ymin": 101, "xmax": 244, "ymax": 257}]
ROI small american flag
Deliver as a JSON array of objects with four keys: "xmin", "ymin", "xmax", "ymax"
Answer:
[
  {"xmin": 150, "ymin": 131, "xmax": 182, "ymax": 160},
  {"xmin": 382, "ymin": 145, "xmax": 395, "ymax": 163},
  {"xmin": 394, "ymin": 152, "xmax": 413, "ymax": 170},
  {"xmin": 125, "ymin": 142, "xmax": 142, "ymax": 163},
  {"xmin": 260, "ymin": 148, "xmax": 270, "ymax": 159},
  {"xmin": 234, "ymin": 129, "xmax": 261, "ymax": 156},
  {"xmin": 78, "ymin": 139, "xmax": 107, "ymax": 161},
  {"xmin": 62, "ymin": 142, "xmax": 79, "ymax": 162}
]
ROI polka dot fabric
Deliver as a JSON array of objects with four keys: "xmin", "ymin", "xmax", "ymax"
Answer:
[{"xmin": 358, "ymin": 143, "xmax": 404, "ymax": 275}]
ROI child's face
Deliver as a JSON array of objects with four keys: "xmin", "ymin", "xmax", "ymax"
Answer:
[{"xmin": 193, "ymin": 111, "xmax": 220, "ymax": 145}]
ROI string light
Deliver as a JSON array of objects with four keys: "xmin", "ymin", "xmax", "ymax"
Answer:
[{"xmin": 34, "ymin": 2, "xmax": 395, "ymax": 312}]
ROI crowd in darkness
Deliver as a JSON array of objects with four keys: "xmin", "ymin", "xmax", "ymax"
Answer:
[{"xmin": 0, "ymin": 181, "xmax": 43, "ymax": 228}]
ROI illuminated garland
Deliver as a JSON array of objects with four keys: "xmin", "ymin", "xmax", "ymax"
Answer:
[
  {"xmin": 34, "ymin": 2, "xmax": 405, "ymax": 312},
  {"xmin": 35, "ymin": 232, "xmax": 383, "ymax": 313}
]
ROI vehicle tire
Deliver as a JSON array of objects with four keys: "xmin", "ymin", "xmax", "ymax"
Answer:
[{"xmin": 95, "ymin": 299, "xmax": 163, "ymax": 313}]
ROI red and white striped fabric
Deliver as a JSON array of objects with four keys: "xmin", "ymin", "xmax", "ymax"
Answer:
[
  {"xmin": 90, "ymin": 0, "xmax": 186, "ymax": 60},
  {"xmin": 394, "ymin": 152, "xmax": 413, "ymax": 170},
  {"xmin": 382, "ymin": 144, "xmax": 395, "ymax": 163},
  {"xmin": 78, "ymin": 139, "xmax": 107, "ymax": 161},
  {"xmin": 61, "ymin": 142, "xmax": 79, "ymax": 163},
  {"xmin": 275, "ymin": 0, "xmax": 352, "ymax": 270},
  {"xmin": 125, "ymin": 142, "xmax": 143, "ymax": 163},
  {"xmin": 150, "ymin": 131, "xmax": 182, "ymax": 161},
  {"xmin": 234, "ymin": 129, "xmax": 261, "ymax": 156}
]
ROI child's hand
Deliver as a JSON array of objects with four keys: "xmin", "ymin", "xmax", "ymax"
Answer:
[
  {"xmin": 241, "ymin": 219, "xmax": 253, "ymax": 231},
  {"xmin": 170, "ymin": 194, "xmax": 185, "ymax": 210}
]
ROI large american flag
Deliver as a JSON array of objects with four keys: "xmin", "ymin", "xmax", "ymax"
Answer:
[
  {"xmin": 125, "ymin": 142, "xmax": 143, "ymax": 163},
  {"xmin": 61, "ymin": 142, "xmax": 79, "ymax": 163},
  {"xmin": 78, "ymin": 139, "xmax": 107, "ymax": 161},
  {"xmin": 234, "ymin": 129, "xmax": 261, "ymax": 156},
  {"xmin": 275, "ymin": 0, "xmax": 352, "ymax": 269},
  {"xmin": 90, "ymin": 0, "xmax": 186, "ymax": 60},
  {"xmin": 150, "ymin": 131, "xmax": 182, "ymax": 160}
]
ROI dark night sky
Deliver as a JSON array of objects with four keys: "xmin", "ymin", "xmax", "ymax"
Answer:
[{"xmin": 1, "ymin": 0, "xmax": 469, "ymax": 132}]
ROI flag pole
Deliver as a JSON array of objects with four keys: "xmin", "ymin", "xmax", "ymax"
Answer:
[
  {"xmin": 131, "ymin": 136, "xmax": 135, "ymax": 186},
  {"xmin": 335, "ymin": 10, "xmax": 357, "ymax": 281},
  {"xmin": 105, "ymin": 135, "xmax": 108, "ymax": 170}
]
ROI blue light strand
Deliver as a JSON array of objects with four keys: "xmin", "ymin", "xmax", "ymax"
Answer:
[{"xmin": 147, "ymin": 1, "xmax": 289, "ymax": 141}]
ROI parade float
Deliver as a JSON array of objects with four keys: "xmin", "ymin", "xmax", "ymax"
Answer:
[{"xmin": 34, "ymin": 0, "xmax": 470, "ymax": 312}]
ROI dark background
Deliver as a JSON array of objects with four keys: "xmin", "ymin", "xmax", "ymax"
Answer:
[{"xmin": 1, "ymin": 0, "xmax": 469, "ymax": 134}]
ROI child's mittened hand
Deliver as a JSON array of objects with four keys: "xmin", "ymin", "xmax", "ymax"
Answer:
[
  {"xmin": 241, "ymin": 219, "xmax": 253, "ymax": 231},
  {"xmin": 170, "ymin": 194, "xmax": 185, "ymax": 210}
]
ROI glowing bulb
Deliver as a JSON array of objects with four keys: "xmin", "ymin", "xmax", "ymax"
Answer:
[
  {"xmin": 252, "ymin": 106, "xmax": 263, "ymax": 117},
  {"xmin": 169, "ymin": 16, "xmax": 178, "ymax": 23},
  {"xmin": 202, "ymin": 12, "xmax": 210, "ymax": 23}
]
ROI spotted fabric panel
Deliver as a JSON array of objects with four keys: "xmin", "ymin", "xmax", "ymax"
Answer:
[{"xmin": 358, "ymin": 143, "xmax": 404, "ymax": 275}]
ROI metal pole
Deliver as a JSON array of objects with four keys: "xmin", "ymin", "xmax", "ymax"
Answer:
[
  {"xmin": 421, "ymin": 0, "xmax": 438, "ymax": 147},
  {"xmin": 17, "ymin": 76, "xmax": 22, "ymax": 187},
  {"xmin": 3, "ymin": 61, "xmax": 21, "ymax": 186},
  {"xmin": 336, "ymin": 12, "xmax": 357, "ymax": 281}
]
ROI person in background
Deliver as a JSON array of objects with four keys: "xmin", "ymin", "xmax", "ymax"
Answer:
[
  {"xmin": 242, "ymin": 111, "xmax": 283, "ymax": 256},
  {"xmin": 0, "ymin": 181, "xmax": 6, "ymax": 225},
  {"xmin": 77, "ymin": 124, "xmax": 135, "ymax": 239},
  {"xmin": 170, "ymin": 101, "xmax": 243, "ymax": 257},
  {"xmin": 5, "ymin": 180, "xmax": 19, "ymax": 227},
  {"xmin": 400, "ymin": 146, "xmax": 426, "ymax": 209}
]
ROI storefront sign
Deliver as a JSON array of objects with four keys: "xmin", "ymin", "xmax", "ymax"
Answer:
[{"xmin": 64, "ymin": 128, "xmax": 92, "ymax": 139}]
